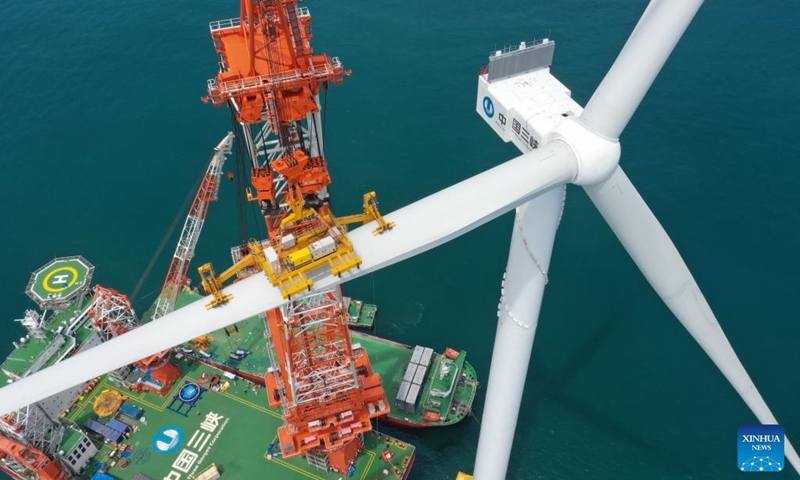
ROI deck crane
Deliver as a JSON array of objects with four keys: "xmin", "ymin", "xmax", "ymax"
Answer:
[
  {"xmin": 201, "ymin": 1, "xmax": 393, "ymax": 475},
  {"xmin": 131, "ymin": 134, "xmax": 233, "ymax": 397},
  {"xmin": 151, "ymin": 133, "xmax": 234, "ymax": 320},
  {"xmin": 0, "ymin": 435, "xmax": 69, "ymax": 480}
]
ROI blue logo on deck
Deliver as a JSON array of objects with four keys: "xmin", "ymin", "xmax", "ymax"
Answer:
[
  {"xmin": 482, "ymin": 96, "xmax": 494, "ymax": 118},
  {"xmin": 738, "ymin": 425, "xmax": 784, "ymax": 472},
  {"xmin": 153, "ymin": 425, "xmax": 184, "ymax": 455},
  {"xmin": 179, "ymin": 383, "xmax": 200, "ymax": 402}
]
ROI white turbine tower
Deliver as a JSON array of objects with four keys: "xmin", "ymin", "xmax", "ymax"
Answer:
[{"xmin": 0, "ymin": 0, "xmax": 796, "ymax": 478}]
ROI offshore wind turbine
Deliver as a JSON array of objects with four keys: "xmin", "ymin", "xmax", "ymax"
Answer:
[{"xmin": 0, "ymin": 0, "xmax": 796, "ymax": 478}]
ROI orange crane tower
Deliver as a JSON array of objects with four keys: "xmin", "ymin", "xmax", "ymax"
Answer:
[
  {"xmin": 203, "ymin": 0, "xmax": 349, "ymax": 236},
  {"xmin": 203, "ymin": 1, "xmax": 389, "ymax": 475},
  {"xmin": 0, "ymin": 436, "xmax": 69, "ymax": 480}
]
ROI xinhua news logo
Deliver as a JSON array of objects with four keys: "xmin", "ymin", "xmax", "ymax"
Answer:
[{"xmin": 739, "ymin": 425, "xmax": 784, "ymax": 472}]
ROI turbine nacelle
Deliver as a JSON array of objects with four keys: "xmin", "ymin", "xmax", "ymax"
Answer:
[{"xmin": 476, "ymin": 41, "xmax": 620, "ymax": 185}]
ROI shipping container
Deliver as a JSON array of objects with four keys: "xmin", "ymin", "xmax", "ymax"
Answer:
[
  {"xmin": 281, "ymin": 234, "xmax": 296, "ymax": 249},
  {"xmin": 309, "ymin": 236, "xmax": 336, "ymax": 260},
  {"xmin": 265, "ymin": 246, "xmax": 280, "ymax": 272},
  {"xmin": 412, "ymin": 365, "xmax": 427, "ymax": 386},
  {"xmin": 405, "ymin": 384, "xmax": 421, "ymax": 412},
  {"xmin": 410, "ymin": 346, "xmax": 424, "ymax": 365},
  {"xmin": 396, "ymin": 380, "xmax": 411, "ymax": 404},
  {"xmin": 403, "ymin": 364, "xmax": 417, "ymax": 383},
  {"xmin": 419, "ymin": 348, "xmax": 434, "ymax": 368},
  {"xmin": 287, "ymin": 247, "xmax": 313, "ymax": 268}
]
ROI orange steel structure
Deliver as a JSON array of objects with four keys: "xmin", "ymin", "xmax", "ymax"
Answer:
[
  {"xmin": 204, "ymin": 2, "xmax": 388, "ymax": 474},
  {"xmin": 132, "ymin": 356, "xmax": 181, "ymax": 397},
  {"xmin": 264, "ymin": 290, "xmax": 389, "ymax": 473},
  {"xmin": 203, "ymin": 0, "xmax": 349, "ymax": 237},
  {"xmin": 88, "ymin": 286, "xmax": 139, "ymax": 339},
  {"xmin": 88, "ymin": 287, "xmax": 179, "ymax": 396},
  {"xmin": 0, "ymin": 436, "xmax": 69, "ymax": 480}
]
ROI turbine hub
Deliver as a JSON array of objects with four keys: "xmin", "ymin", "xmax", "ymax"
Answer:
[{"xmin": 546, "ymin": 117, "xmax": 620, "ymax": 185}]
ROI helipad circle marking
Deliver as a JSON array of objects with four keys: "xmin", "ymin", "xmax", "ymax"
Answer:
[{"xmin": 42, "ymin": 266, "xmax": 80, "ymax": 292}]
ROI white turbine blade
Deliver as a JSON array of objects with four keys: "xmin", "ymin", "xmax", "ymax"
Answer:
[
  {"xmin": 580, "ymin": 0, "xmax": 704, "ymax": 139},
  {"xmin": 584, "ymin": 165, "xmax": 800, "ymax": 474},
  {"xmin": 0, "ymin": 142, "xmax": 577, "ymax": 415}
]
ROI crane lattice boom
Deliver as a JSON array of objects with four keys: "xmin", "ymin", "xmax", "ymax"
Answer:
[{"xmin": 151, "ymin": 133, "xmax": 234, "ymax": 320}]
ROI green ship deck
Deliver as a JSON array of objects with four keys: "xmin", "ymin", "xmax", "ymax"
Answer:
[
  {"xmin": 64, "ymin": 360, "xmax": 415, "ymax": 480},
  {"xmin": 353, "ymin": 335, "xmax": 478, "ymax": 427},
  {"xmin": 1, "ymin": 296, "xmax": 95, "ymax": 385},
  {"xmin": 171, "ymin": 291, "xmax": 478, "ymax": 428},
  {"xmin": 344, "ymin": 298, "xmax": 377, "ymax": 329}
]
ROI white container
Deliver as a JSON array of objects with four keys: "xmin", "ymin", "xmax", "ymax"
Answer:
[
  {"xmin": 410, "ymin": 346, "xmax": 423, "ymax": 365},
  {"xmin": 419, "ymin": 347, "xmax": 434, "ymax": 368},
  {"xmin": 281, "ymin": 234, "xmax": 296, "ymax": 249},
  {"xmin": 265, "ymin": 246, "xmax": 280, "ymax": 272},
  {"xmin": 403, "ymin": 364, "xmax": 418, "ymax": 383},
  {"xmin": 412, "ymin": 365, "xmax": 427, "ymax": 385},
  {"xmin": 309, "ymin": 236, "xmax": 336, "ymax": 260}
]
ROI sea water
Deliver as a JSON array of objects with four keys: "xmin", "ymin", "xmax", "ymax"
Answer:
[{"xmin": 0, "ymin": 0, "xmax": 798, "ymax": 478}]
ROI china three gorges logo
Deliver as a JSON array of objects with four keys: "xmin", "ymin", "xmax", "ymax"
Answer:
[{"xmin": 739, "ymin": 425, "xmax": 784, "ymax": 472}]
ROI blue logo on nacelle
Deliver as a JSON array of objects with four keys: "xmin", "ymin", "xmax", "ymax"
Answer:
[
  {"xmin": 153, "ymin": 425, "xmax": 184, "ymax": 455},
  {"xmin": 482, "ymin": 96, "xmax": 494, "ymax": 118}
]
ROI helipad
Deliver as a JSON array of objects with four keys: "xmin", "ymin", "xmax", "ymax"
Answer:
[{"xmin": 26, "ymin": 256, "xmax": 94, "ymax": 309}]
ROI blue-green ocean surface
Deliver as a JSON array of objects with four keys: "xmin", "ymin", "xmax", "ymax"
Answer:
[{"xmin": 1, "ymin": 0, "xmax": 798, "ymax": 478}]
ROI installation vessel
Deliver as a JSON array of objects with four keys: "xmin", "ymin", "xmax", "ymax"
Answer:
[{"xmin": 0, "ymin": 1, "xmax": 478, "ymax": 479}]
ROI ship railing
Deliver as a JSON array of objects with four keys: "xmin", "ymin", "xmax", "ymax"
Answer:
[
  {"xmin": 207, "ymin": 62, "xmax": 342, "ymax": 97},
  {"xmin": 209, "ymin": 18, "xmax": 241, "ymax": 33},
  {"xmin": 489, "ymin": 38, "xmax": 549, "ymax": 58}
]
